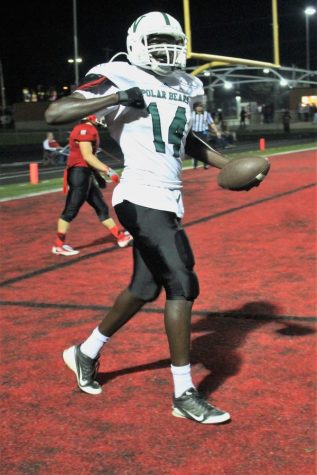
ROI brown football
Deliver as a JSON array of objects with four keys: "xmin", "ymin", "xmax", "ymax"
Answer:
[{"xmin": 217, "ymin": 156, "xmax": 270, "ymax": 191}]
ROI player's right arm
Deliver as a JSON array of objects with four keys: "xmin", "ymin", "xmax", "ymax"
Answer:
[
  {"xmin": 45, "ymin": 74, "xmax": 145, "ymax": 125},
  {"xmin": 45, "ymin": 92, "xmax": 119, "ymax": 125}
]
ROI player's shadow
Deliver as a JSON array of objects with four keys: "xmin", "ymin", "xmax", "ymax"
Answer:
[
  {"xmin": 97, "ymin": 300, "xmax": 315, "ymax": 393},
  {"xmin": 191, "ymin": 301, "xmax": 315, "ymax": 396},
  {"xmin": 98, "ymin": 356, "xmax": 171, "ymax": 387}
]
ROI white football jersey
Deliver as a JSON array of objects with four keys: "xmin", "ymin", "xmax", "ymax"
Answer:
[{"xmin": 76, "ymin": 62, "xmax": 204, "ymax": 217}]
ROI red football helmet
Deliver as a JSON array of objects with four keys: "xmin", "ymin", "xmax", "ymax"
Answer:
[
  {"xmin": 83, "ymin": 114, "xmax": 98, "ymax": 123},
  {"xmin": 81, "ymin": 115, "xmax": 107, "ymax": 128}
]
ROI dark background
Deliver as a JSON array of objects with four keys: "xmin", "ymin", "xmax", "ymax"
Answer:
[{"xmin": 1, "ymin": 0, "xmax": 316, "ymax": 104}]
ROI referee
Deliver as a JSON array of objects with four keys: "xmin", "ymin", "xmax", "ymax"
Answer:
[{"xmin": 191, "ymin": 102, "xmax": 222, "ymax": 169}]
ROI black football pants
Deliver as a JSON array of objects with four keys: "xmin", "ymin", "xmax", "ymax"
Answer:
[
  {"xmin": 114, "ymin": 200, "xmax": 200, "ymax": 302},
  {"xmin": 60, "ymin": 167, "xmax": 109, "ymax": 222}
]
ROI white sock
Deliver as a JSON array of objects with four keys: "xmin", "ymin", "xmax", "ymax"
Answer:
[
  {"xmin": 80, "ymin": 327, "xmax": 110, "ymax": 359},
  {"xmin": 171, "ymin": 364, "xmax": 194, "ymax": 398}
]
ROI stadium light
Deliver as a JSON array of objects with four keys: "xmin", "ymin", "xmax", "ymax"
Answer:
[
  {"xmin": 305, "ymin": 7, "xmax": 316, "ymax": 70},
  {"xmin": 67, "ymin": 58, "xmax": 83, "ymax": 63},
  {"xmin": 305, "ymin": 6, "xmax": 316, "ymax": 15},
  {"xmin": 224, "ymin": 81, "xmax": 233, "ymax": 90}
]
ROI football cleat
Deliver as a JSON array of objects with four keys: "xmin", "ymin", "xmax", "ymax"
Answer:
[
  {"xmin": 52, "ymin": 244, "xmax": 79, "ymax": 256},
  {"xmin": 63, "ymin": 345, "xmax": 102, "ymax": 395},
  {"xmin": 172, "ymin": 387, "xmax": 231, "ymax": 424},
  {"xmin": 117, "ymin": 231, "xmax": 133, "ymax": 248}
]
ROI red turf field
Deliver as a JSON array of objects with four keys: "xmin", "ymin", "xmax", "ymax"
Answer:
[{"xmin": 1, "ymin": 149, "xmax": 316, "ymax": 474}]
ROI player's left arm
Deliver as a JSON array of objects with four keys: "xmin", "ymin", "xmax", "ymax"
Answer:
[
  {"xmin": 79, "ymin": 142, "xmax": 119, "ymax": 183},
  {"xmin": 185, "ymin": 129, "xmax": 230, "ymax": 169},
  {"xmin": 79, "ymin": 141, "xmax": 110, "ymax": 174}
]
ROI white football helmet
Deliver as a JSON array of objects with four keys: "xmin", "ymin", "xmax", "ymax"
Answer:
[{"xmin": 127, "ymin": 12, "xmax": 187, "ymax": 76}]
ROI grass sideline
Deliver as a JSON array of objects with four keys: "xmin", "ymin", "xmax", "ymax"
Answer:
[{"xmin": 0, "ymin": 142, "xmax": 316, "ymax": 201}]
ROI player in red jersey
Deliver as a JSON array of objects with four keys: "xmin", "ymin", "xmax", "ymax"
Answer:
[{"xmin": 52, "ymin": 115, "xmax": 132, "ymax": 256}]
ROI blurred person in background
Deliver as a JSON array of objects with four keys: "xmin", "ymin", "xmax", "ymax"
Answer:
[
  {"xmin": 282, "ymin": 109, "xmax": 291, "ymax": 133},
  {"xmin": 240, "ymin": 107, "xmax": 247, "ymax": 128},
  {"xmin": 43, "ymin": 132, "xmax": 64, "ymax": 165},
  {"xmin": 219, "ymin": 119, "xmax": 236, "ymax": 147}
]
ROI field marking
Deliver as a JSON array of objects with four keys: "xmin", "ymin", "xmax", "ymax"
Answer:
[
  {"xmin": 266, "ymin": 146, "xmax": 316, "ymax": 157},
  {"xmin": 1, "ymin": 182, "xmax": 315, "ymax": 288},
  {"xmin": 0, "ymin": 147, "xmax": 315, "ymax": 203},
  {"xmin": 0, "ymin": 187, "xmax": 62, "ymax": 202}
]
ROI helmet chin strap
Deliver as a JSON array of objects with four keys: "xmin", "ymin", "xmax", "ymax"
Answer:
[{"xmin": 109, "ymin": 52, "xmax": 128, "ymax": 62}]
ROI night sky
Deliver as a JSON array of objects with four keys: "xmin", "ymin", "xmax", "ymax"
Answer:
[{"xmin": 1, "ymin": 0, "xmax": 316, "ymax": 104}]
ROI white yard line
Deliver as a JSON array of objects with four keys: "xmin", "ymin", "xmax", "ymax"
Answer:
[
  {"xmin": 1, "ymin": 146, "xmax": 315, "ymax": 203},
  {"xmin": 0, "ymin": 188, "xmax": 62, "ymax": 202},
  {"xmin": 266, "ymin": 146, "xmax": 316, "ymax": 157}
]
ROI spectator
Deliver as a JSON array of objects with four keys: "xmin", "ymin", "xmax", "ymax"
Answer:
[
  {"xmin": 43, "ymin": 132, "xmax": 63, "ymax": 165},
  {"xmin": 22, "ymin": 88, "xmax": 31, "ymax": 102},
  {"xmin": 219, "ymin": 120, "xmax": 236, "ymax": 147},
  {"xmin": 215, "ymin": 109, "xmax": 223, "ymax": 124},
  {"xmin": 303, "ymin": 104, "xmax": 310, "ymax": 122},
  {"xmin": 48, "ymin": 87, "xmax": 58, "ymax": 101},
  {"xmin": 240, "ymin": 107, "xmax": 247, "ymax": 128},
  {"xmin": 31, "ymin": 90, "xmax": 38, "ymax": 102},
  {"xmin": 282, "ymin": 110, "xmax": 291, "ymax": 133},
  {"xmin": 309, "ymin": 104, "xmax": 316, "ymax": 121}
]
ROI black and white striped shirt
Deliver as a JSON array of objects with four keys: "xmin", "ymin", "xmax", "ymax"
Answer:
[{"xmin": 191, "ymin": 111, "xmax": 214, "ymax": 133}]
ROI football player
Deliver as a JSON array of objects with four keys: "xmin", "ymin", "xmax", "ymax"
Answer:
[
  {"xmin": 52, "ymin": 115, "xmax": 133, "ymax": 255},
  {"xmin": 45, "ymin": 11, "xmax": 231, "ymax": 424}
]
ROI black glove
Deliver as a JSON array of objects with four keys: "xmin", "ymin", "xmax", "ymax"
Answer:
[{"xmin": 117, "ymin": 87, "xmax": 145, "ymax": 109}]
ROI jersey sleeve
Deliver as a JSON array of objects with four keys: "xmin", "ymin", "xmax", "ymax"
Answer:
[
  {"xmin": 73, "ymin": 124, "xmax": 97, "ymax": 142},
  {"xmin": 73, "ymin": 64, "xmax": 119, "ymax": 100},
  {"xmin": 76, "ymin": 74, "xmax": 109, "ymax": 90}
]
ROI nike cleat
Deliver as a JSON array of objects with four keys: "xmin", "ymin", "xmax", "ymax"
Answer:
[
  {"xmin": 52, "ymin": 244, "xmax": 79, "ymax": 256},
  {"xmin": 172, "ymin": 387, "xmax": 230, "ymax": 424},
  {"xmin": 62, "ymin": 345, "xmax": 102, "ymax": 395}
]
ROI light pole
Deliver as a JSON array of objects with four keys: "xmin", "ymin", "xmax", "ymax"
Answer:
[
  {"xmin": 305, "ymin": 6, "xmax": 316, "ymax": 71},
  {"xmin": 73, "ymin": 0, "xmax": 79, "ymax": 85},
  {"xmin": 0, "ymin": 59, "xmax": 6, "ymax": 111}
]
